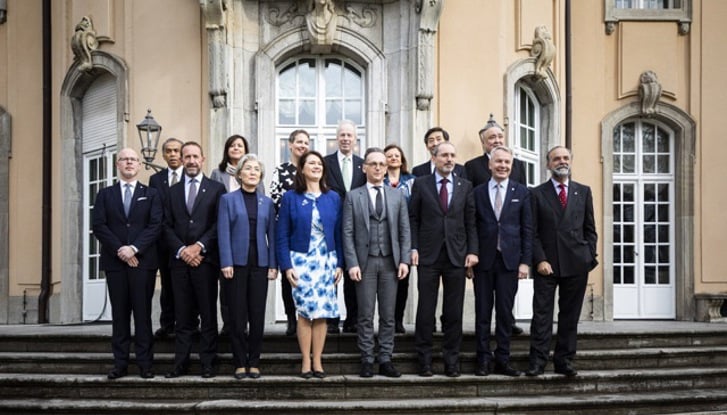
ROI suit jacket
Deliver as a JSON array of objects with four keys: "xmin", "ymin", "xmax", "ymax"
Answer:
[
  {"xmin": 164, "ymin": 175, "xmax": 226, "ymax": 267},
  {"xmin": 92, "ymin": 182, "xmax": 163, "ymax": 271},
  {"xmin": 149, "ymin": 168, "xmax": 184, "ymax": 255},
  {"xmin": 342, "ymin": 184, "xmax": 411, "ymax": 272},
  {"xmin": 412, "ymin": 161, "xmax": 467, "ymax": 179},
  {"xmin": 473, "ymin": 180, "xmax": 532, "ymax": 272},
  {"xmin": 276, "ymin": 190, "xmax": 343, "ymax": 271},
  {"xmin": 324, "ymin": 152, "xmax": 366, "ymax": 199},
  {"xmin": 409, "ymin": 174, "xmax": 478, "ymax": 267},
  {"xmin": 217, "ymin": 190, "xmax": 277, "ymax": 269},
  {"xmin": 465, "ymin": 154, "xmax": 527, "ymax": 188},
  {"xmin": 531, "ymin": 179, "xmax": 598, "ymax": 277}
]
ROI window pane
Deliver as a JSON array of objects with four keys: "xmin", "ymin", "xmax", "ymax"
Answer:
[
  {"xmin": 624, "ymin": 247, "xmax": 634, "ymax": 263},
  {"xmin": 645, "ymin": 245, "xmax": 655, "ymax": 263},
  {"xmin": 614, "ymin": 204, "xmax": 622, "ymax": 222},
  {"xmin": 623, "ymin": 183, "xmax": 634, "ymax": 202},
  {"xmin": 623, "ymin": 155, "xmax": 635, "ymax": 173},
  {"xmin": 658, "ymin": 246, "xmax": 669, "ymax": 263},
  {"xmin": 644, "ymin": 224, "xmax": 655, "ymax": 243},
  {"xmin": 642, "ymin": 124, "xmax": 655, "ymax": 152},
  {"xmin": 344, "ymin": 99, "xmax": 362, "ymax": 125},
  {"xmin": 326, "ymin": 100, "xmax": 342, "ymax": 125},
  {"xmin": 624, "ymin": 204, "xmax": 634, "ymax": 222},
  {"xmin": 613, "ymin": 155, "xmax": 621, "ymax": 173},
  {"xmin": 658, "ymin": 266, "xmax": 670, "ymax": 284},
  {"xmin": 278, "ymin": 100, "xmax": 295, "ymax": 124},
  {"xmin": 644, "ymin": 204, "xmax": 655, "ymax": 221},
  {"xmin": 614, "ymin": 267, "xmax": 622, "ymax": 284},
  {"xmin": 644, "ymin": 183, "xmax": 655, "ymax": 201},
  {"xmin": 658, "ymin": 183, "xmax": 669, "ymax": 201},
  {"xmin": 657, "ymin": 127, "xmax": 669, "ymax": 152},
  {"xmin": 343, "ymin": 64, "xmax": 362, "ymax": 98},
  {"xmin": 624, "ymin": 225, "xmax": 634, "ymax": 242},
  {"xmin": 528, "ymin": 97, "xmax": 535, "ymax": 126},
  {"xmin": 278, "ymin": 64, "xmax": 295, "ymax": 97},
  {"xmin": 645, "ymin": 266, "xmax": 656, "ymax": 284},
  {"xmin": 622, "ymin": 123, "xmax": 635, "ymax": 152},
  {"xmin": 614, "ymin": 246, "xmax": 622, "ymax": 263},
  {"xmin": 613, "ymin": 184, "xmax": 621, "ymax": 202},
  {"xmin": 657, "ymin": 155, "xmax": 670, "ymax": 173},
  {"xmin": 643, "ymin": 155, "xmax": 655, "ymax": 173},
  {"xmin": 658, "ymin": 224, "xmax": 669, "ymax": 242},
  {"xmin": 299, "ymin": 99, "xmax": 315, "ymax": 125},
  {"xmin": 325, "ymin": 60, "xmax": 342, "ymax": 96},
  {"xmin": 614, "ymin": 224, "xmax": 621, "ymax": 242},
  {"xmin": 624, "ymin": 266, "xmax": 634, "ymax": 284},
  {"xmin": 298, "ymin": 59, "xmax": 316, "ymax": 97},
  {"xmin": 658, "ymin": 204, "xmax": 669, "ymax": 222}
]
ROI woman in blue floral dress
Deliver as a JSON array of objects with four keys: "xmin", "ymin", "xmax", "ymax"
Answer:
[{"xmin": 276, "ymin": 151, "xmax": 343, "ymax": 378}]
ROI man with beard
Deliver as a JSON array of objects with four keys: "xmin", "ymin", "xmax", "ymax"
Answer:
[
  {"xmin": 526, "ymin": 146, "xmax": 598, "ymax": 378},
  {"xmin": 409, "ymin": 141, "xmax": 478, "ymax": 378}
]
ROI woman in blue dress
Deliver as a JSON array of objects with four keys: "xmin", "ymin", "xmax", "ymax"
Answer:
[
  {"xmin": 276, "ymin": 150, "xmax": 343, "ymax": 378},
  {"xmin": 383, "ymin": 144, "xmax": 416, "ymax": 333}
]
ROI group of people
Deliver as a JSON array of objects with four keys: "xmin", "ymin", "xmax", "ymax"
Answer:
[{"xmin": 92, "ymin": 116, "xmax": 597, "ymax": 382}]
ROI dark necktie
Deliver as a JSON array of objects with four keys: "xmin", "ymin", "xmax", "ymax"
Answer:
[
  {"xmin": 187, "ymin": 179, "xmax": 197, "ymax": 214},
  {"xmin": 123, "ymin": 183, "xmax": 132, "ymax": 217},
  {"xmin": 439, "ymin": 178, "xmax": 449, "ymax": 214},
  {"xmin": 374, "ymin": 186, "xmax": 383, "ymax": 217},
  {"xmin": 558, "ymin": 183, "xmax": 567, "ymax": 209}
]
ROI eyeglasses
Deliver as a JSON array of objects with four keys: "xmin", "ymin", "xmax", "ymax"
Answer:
[
  {"xmin": 118, "ymin": 157, "xmax": 140, "ymax": 163},
  {"xmin": 365, "ymin": 162, "xmax": 387, "ymax": 168}
]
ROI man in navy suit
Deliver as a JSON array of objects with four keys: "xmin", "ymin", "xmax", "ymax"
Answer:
[
  {"xmin": 411, "ymin": 127, "xmax": 467, "ymax": 179},
  {"xmin": 148, "ymin": 137, "xmax": 184, "ymax": 339},
  {"xmin": 526, "ymin": 146, "xmax": 598, "ymax": 378},
  {"xmin": 92, "ymin": 148, "xmax": 163, "ymax": 379},
  {"xmin": 472, "ymin": 146, "xmax": 532, "ymax": 377},
  {"xmin": 324, "ymin": 120, "xmax": 366, "ymax": 334},
  {"xmin": 465, "ymin": 115, "xmax": 528, "ymax": 336},
  {"xmin": 163, "ymin": 141, "xmax": 226, "ymax": 379},
  {"xmin": 410, "ymin": 141, "xmax": 478, "ymax": 378}
]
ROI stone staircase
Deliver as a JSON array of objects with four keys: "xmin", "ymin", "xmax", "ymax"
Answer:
[{"xmin": 1, "ymin": 322, "xmax": 727, "ymax": 414}]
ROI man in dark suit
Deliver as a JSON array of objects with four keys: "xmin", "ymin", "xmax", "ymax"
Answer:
[
  {"xmin": 148, "ymin": 137, "xmax": 184, "ymax": 339},
  {"xmin": 472, "ymin": 146, "xmax": 532, "ymax": 377},
  {"xmin": 465, "ymin": 115, "xmax": 527, "ymax": 335},
  {"xmin": 410, "ymin": 141, "xmax": 478, "ymax": 378},
  {"xmin": 411, "ymin": 127, "xmax": 467, "ymax": 179},
  {"xmin": 92, "ymin": 148, "xmax": 162, "ymax": 380},
  {"xmin": 464, "ymin": 114, "xmax": 527, "ymax": 187},
  {"xmin": 163, "ymin": 141, "xmax": 226, "ymax": 379},
  {"xmin": 324, "ymin": 119, "xmax": 366, "ymax": 334},
  {"xmin": 342, "ymin": 148, "xmax": 411, "ymax": 378},
  {"xmin": 526, "ymin": 146, "xmax": 598, "ymax": 378}
]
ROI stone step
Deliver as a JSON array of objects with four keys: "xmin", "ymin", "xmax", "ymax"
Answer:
[
  {"xmin": 1, "ymin": 328, "xmax": 726, "ymax": 354},
  {"xmin": 1, "ymin": 387, "xmax": 727, "ymax": 414},
  {"xmin": 2, "ymin": 346, "xmax": 726, "ymax": 375},
  {"xmin": 1, "ymin": 367, "xmax": 726, "ymax": 401}
]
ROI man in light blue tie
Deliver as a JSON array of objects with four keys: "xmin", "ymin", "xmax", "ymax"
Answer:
[{"xmin": 92, "ymin": 148, "xmax": 163, "ymax": 379}]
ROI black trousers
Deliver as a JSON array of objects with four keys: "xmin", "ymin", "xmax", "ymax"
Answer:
[
  {"xmin": 171, "ymin": 261, "xmax": 219, "ymax": 369},
  {"xmin": 414, "ymin": 247, "xmax": 466, "ymax": 368},
  {"xmin": 343, "ymin": 272, "xmax": 358, "ymax": 329},
  {"xmin": 528, "ymin": 272, "xmax": 588, "ymax": 368},
  {"xmin": 106, "ymin": 267, "xmax": 156, "ymax": 370},
  {"xmin": 473, "ymin": 252, "xmax": 519, "ymax": 365},
  {"xmin": 223, "ymin": 265, "xmax": 269, "ymax": 368},
  {"xmin": 395, "ymin": 276, "xmax": 409, "ymax": 325},
  {"xmin": 157, "ymin": 248, "xmax": 175, "ymax": 332},
  {"xmin": 280, "ymin": 269, "xmax": 296, "ymax": 319}
]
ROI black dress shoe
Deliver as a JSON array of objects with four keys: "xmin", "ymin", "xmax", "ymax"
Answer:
[
  {"xmin": 444, "ymin": 365, "xmax": 460, "ymax": 378},
  {"xmin": 327, "ymin": 324, "xmax": 340, "ymax": 334},
  {"xmin": 234, "ymin": 371, "xmax": 247, "ymax": 380},
  {"xmin": 379, "ymin": 362, "xmax": 401, "ymax": 378},
  {"xmin": 554, "ymin": 363, "xmax": 578, "ymax": 377},
  {"xmin": 201, "ymin": 366, "xmax": 216, "ymax": 378},
  {"xmin": 525, "ymin": 365, "xmax": 545, "ymax": 377},
  {"xmin": 494, "ymin": 362, "xmax": 522, "ymax": 377},
  {"xmin": 360, "ymin": 362, "xmax": 374, "ymax": 378},
  {"xmin": 285, "ymin": 317, "xmax": 297, "ymax": 336},
  {"xmin": 154, "ymin": 327, "xmax": 173, "ymax": 339},
  {"xmin": 107, "ymin": 367, "xmax": 127, "ymax": 380},
  {"xmin": 419, "ymin": 365, "xmax": 433, "ymax": 377},
  {"xmin": 139, "ymin": 369, "xmax": 154, "ymax": 379},
  {"xmin": 474, "ymin": 363, "xmax": 490, "ymax": 377},
  {"xmin": 511, "ymin": 324, "xmax": 524, "ymax": 336},
  {"xmin": 247, "ymin": 369, "xmax": 261, "ymax": 379},
  {"xmin": 312, "ymin": 370, "xmax": 326, "ymax": 379},
  {"xmin": 300, "ymin": 371, "xmax": 313, "ymax": 379},
  {"xmin": 165, "ymin": 367, "xmax": 187, "ymax": 378},
  {"xmin": 395, "ymin": 322, "xmax": 406, "ymax": 334},
  {"xmin": 342, "ymin": 325, "xmax": 357, "ymax": 333}
]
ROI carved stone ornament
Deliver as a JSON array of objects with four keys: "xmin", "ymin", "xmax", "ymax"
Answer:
[
  {"xmin": 71, "ymin": 16, "xmax": 99, "ymax": 72},
  {"xmin": 530, "ymin": 25, "xmax": 555, "ymax": 80},
  {"xmin": 416, "ymin": 0, "xmax": 443, "ymax": 111},
  {"xmin": 201, "ymin": 0, "xmax": 228, "ymax": 109},
  {"xmin": 639, "ymin": 70, "xmax": 662, "ymax": 116},
  {"xmin": 306, "ymin": 0, "xmax": 338, "ymax": 52}
]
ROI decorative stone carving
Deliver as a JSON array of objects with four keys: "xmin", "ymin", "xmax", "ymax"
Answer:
[
  {"xmin": 415, "ymin": 0, "xmax": 443, "ymax": 111},
  {"xmin": 265, "ymin": 3, "xmax": 304, "ymax": 27},
  {"xmin": 70, "ymin": 16, "xmax": 99, "ymax": 72},
  {"xmin": 341, "ymin": 4, "xmax": 376, "ymax": 28},
  {"xmin": 639, "ymin": 70, "xmax": 662, "ymax": 116},
  {"xmin": 201, "ymin": 0, "xmax": 227, "ymax": 109},
  {"xmin": 306, "ymin": 0, "xmax": 338, "ymax": 53},
  {"xmin": 678, "ymin": 21, "xmax": 691, "ymax": 35},
  {"xmin": 531, "ymin": 26, "xmax": 555, "ymax": 80},
  {"xmin": 605, "ymin": 21, "xmax": 617, "ymax": 35}
]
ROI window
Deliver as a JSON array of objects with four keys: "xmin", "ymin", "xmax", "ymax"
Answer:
[
  {"xmin": 512, "ymin": 84, "xmax": 540, "ymax": 186},
  {"xmin": 604, "ymin": 0, "xmax": 691, "ymax": 34},
  {"xmin": 276, "ymin": 57, "xmax": 366, "ymax": 163}
]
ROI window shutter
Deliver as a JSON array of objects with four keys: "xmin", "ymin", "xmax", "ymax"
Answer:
[{"xmin": 82, "ymin": 73, "xmax": 117, "ymax": 153}]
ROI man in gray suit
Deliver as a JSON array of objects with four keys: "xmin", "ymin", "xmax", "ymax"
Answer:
[{"xmin": 343, "ymin": 148, "xmax": 411, "ymax": 378}]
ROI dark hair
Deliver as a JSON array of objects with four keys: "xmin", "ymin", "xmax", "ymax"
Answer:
[
  {"xmin": 218, "ymin": 134, "xmax": 250, "ymax": 172},
  {"xmin": 161, "ymin": 137, "xmax": 184, "ymax": 152},
  {"xmin": 383, "ymin": 144, "xmax": 410, "ymax": 175},
  {"xmin": 293, "ymin": 151, "xmax": 329, "ymax": 194},
  {"xmin": 545, "ymin": 145, "xmax": 572, "ymax": 163},
  {"xmin": 181, "ymin": 141, "xmax": 204, "ymax": 156},
  {"xmin": 288, "ymin": 129, "xmax": 310, "ymax": 143},
  {"xmin": 364, "ymin": 147, "xmax": 385, "ymax": 161},
  {"xmin": 423, "ymin": 127, "xmax": 450, "ymax": 144}
]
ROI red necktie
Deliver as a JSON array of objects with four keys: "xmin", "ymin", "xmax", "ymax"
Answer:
[
  {"xmin": 558, "ymin": 184, "xmax": 567, "ymax": 209},
  {"xmin": 439, "ymin": 178, "xmax": 449, "ymax": 214}
]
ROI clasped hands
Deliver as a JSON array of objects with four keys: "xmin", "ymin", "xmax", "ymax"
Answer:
[
  {"xmin": 180, "ymin": 244, "xmax": 204, "ymax": 267},
  {"xmin": 117, "ymin": 245, "xmax": 138, "ymax": 267}
]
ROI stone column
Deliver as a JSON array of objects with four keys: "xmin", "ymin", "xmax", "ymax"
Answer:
[
  {"xmin": 0, "ymin": 108, "xmax": 10, "ymax": 323},
  {"xmin": 201, "ymin": 0, "xmax": 230, "ymax": 160}
]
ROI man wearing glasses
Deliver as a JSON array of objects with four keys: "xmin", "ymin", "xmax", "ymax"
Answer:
[{"xmin": 92, "ymin": 148, "xmax": 163, "ymax": 379}]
